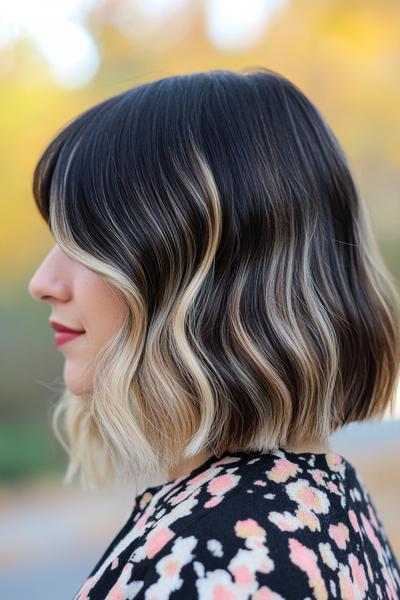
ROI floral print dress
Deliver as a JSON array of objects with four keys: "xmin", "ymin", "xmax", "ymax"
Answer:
[{"xmin": 73, "ymin": 448, "xmax": 400, "ymax": 599}]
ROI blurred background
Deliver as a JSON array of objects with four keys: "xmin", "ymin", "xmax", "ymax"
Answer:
[{"xmin": 0, "ymin": 0, "xmax": 399, "ymax": 598}]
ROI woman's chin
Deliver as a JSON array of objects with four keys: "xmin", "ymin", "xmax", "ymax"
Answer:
[{"xmin": 63, "ymin": 362, "xmax": 92, "ymax": 396}]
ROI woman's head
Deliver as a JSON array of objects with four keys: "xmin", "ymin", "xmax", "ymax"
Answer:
[{"xmin": 29, "ymin": 67, "xmax": 400, "ymax": 490}]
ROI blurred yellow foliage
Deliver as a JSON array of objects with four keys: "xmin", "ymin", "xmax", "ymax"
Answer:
[{"xmin": 1, "ymin": 0, "xmax": 399, "ymax": 282}]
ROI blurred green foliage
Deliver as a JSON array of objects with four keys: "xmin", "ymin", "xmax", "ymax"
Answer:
[{"xmin": 0, "ymin": 419, "xmax": 65, "ymax": 483}]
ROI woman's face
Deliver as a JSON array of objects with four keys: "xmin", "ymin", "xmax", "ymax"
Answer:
[{"xmin": 28, "ymin": 243, "xmax": 127, "ymax": 395}]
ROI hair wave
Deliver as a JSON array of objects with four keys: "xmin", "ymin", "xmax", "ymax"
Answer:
[{"xmin": 32, "ymin": 67, "xmax": 400, "ymax": 491}]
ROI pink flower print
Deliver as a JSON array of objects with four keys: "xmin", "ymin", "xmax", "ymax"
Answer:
[
  {"xmin": 348, "ymin": 509, "xmax": 360, "ymax": 533},
  {"xmin": 168, "ymin": 488, "xmax": 193, "ymax": 506},
  {"xmin": 286, "ymin": 479, "xmax": 329, "ymax": 514},
  {"xmin": 104, "ymin": 562, "xmax": 137, "ymax": 600},
  {"xmin": 252, "ymin": 587, "xmax": 285, "ymax": 599},
  {"xmin": 318, "ymin": 542, "xmax": 338, "ymax": 570},
  {"xmin": 296, "ymin": 508, "xmax": 320, "ymax": 532},
  {"xmin": 326, "ymin": 453, "xmax": 345, "ymax": 474},
  {"xmin": 187, "ymin": 456, "xmax": 239, "ymax": 486},
  {"xmin": 104, "ymin": 564, "xmax": 134, "ymax": 600},
  {"xmin": 363, "ymin": 551, "xmax": 374, "ymax": 583},
  {"xmin": 110, "ymin": 557, "xmax": 119, "ymax": 570},
  {"xmin": 232, "ymin": 563, "xmax": 254, "ymax": 585},
  {"xmin": 105, "ymin": 586, "xmax": 124, "ymax": 600},
  {"xmin": 254, "ymin": 479, "xmax": 267, "ymax": 486},
  {"xmin": 188, "ymin": 469, "xmax": 214, "ymax": 486},
  {"xmin": 148, "ymin": 535, "xmax": 197, "ymax": 595},
  {"xmin": 145, "ymin": 526, "xmax": 175, "ymax": 559},
  {"xmin": 211, "ymin": 583, "xmax": 237, "ymax": 600},
  {"xmin": 204, "ymin": 496, "xmax": 224, "ymax": 508},
  {"xmin": 136, "ymin": 506, "xmax": 154, "ymax": 531},
  {"xmin": 338, "ymin": 563, "xmax": 357, "ymax": 600},
  {"xmin": 327, "ymin": 480, "xmax": 341, "ymax": 495},
  {"xmin": 208, "ymin": 473, "xmax": 240, "ymax": 496},
  {"xmin": 360, "ymin": 512, "xmax": 382, "ymax": 554},
  {"xmin": 310, "ymin": 469, "xmax": 327, "ymax": 486},
  {"xmin": 381, "ymin": 563, "xmax": 398, "ymax": 599},
  {"xmin": 268, "ymin": 508, "xmax": 321, "ymax": 531},
  {"xmin": 266, "ymin": 458, "xmax": 299, "ymax": 483},
  {"xmin": 368, "ymin": 504, "xmax": 379, "ymax": 530},
  {"xmin": 235, "ymin": 518, "xmax": 267, "ymax": 540},
  {"xmin": 349, "ymin": 554, "xmax": 368, "ymax": 597},
  {"xmin": 329, "ymin": 522, "xmax": 350, "ymax": 550},
  {"xmin": 204, "ymin": 473, "xmax": 240, "ymax": 508},
  {"xmin": 338, "ymin": 556, "xmax": 369, "ymax": 600},
  {"xmin": 164, "ymin": 558, "xmax": 179, "ymax": 577},
  {"xmin": 196, "ymin": 569, "xmax": 242, "ymax": 600},
  {"xmin": 268, "ymin": 510, "xmax": 300, "ymax": 532},
  {"xmin": 288, "ymin": 538, "xmax": 328, "ymax": 600}
]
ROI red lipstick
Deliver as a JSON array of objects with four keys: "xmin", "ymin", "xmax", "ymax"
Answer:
[{"xmin": 50, "ymin": 320, "xmax": 85, "ymax": 347}]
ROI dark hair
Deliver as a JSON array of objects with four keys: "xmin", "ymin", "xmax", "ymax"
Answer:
[{"xmin": 32, "ymin": 67, "xmax": 400, "ymax": 490}]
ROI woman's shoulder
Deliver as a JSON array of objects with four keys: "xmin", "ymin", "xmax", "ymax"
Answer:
[
  {"xmin": 128, "ymin": 448, "xmax": 399, "ymax": 598},
  {"xmin": 75, "ymin": 448, "xmax": 400, "ymax": 599}
]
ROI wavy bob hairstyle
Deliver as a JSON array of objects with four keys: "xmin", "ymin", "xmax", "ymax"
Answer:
[{"xmin": 32, "ymin": 67, "xmax": 400, "ymax": 491}]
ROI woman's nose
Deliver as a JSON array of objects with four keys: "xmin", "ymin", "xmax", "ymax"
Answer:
[{"xmin": 28, "ymin": 245, "xmax": 70, "ymax": 303}]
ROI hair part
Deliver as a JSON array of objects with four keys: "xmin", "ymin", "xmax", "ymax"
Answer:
[{"xmin": 33, "ymin": 67, "xmax": 400, "ymax": 491}]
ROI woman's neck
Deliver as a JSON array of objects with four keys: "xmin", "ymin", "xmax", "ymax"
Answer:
[
  {"xmin": 167, "ymin": 437, "xmax": 333, "ymax": 482},
  {"xmin": 282, "ymin": 438, "xmax": 333, "ymax": 454}
]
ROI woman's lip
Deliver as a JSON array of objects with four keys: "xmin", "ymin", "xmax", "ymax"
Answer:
[
  {"xmin": 54, "ymin": 332, "xmax": 85, "ymax": 347},
  {"xmin": 49, "ymin": 320, "xmax": 85, "ymax": 334}
]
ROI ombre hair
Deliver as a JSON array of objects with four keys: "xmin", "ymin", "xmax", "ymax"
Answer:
[{"xmin": 32, "ymin": 67, "xmax": 400, "ymax": 491}]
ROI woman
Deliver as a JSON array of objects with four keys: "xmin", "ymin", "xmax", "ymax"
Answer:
[{"xmin": 28, "ymin": 67, "xmax": 400, "ymax": 599}]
